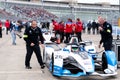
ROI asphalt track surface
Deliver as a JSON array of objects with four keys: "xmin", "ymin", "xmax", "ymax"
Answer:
[{"xmin": 0, "ymin": 29, "xmax": 120, "ymax": 80}]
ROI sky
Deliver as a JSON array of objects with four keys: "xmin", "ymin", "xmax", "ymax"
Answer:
[{"xmin": 45, "ymin": 0, "xmax": 119, "ymax": 5}]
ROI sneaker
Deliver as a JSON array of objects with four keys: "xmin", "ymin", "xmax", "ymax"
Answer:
[
  {"xmin": 26, "ymin": 66, "xmax": 32, "ymax": 69},
  {"xmin": 41, "ymin": 65, "xmax": 45, "ymax": 69},
  {"xmin": 19, "ymin": 36, "xmax": 22, "ymax": 39},
  {"xmin": 12, "ymin": 43, "xmax": 16, "ymax": 45}
]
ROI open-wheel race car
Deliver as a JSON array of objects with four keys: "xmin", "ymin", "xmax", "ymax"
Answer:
[{"xmin": 42, "ymin": 32, "xmax": 117, "ymax": 77}]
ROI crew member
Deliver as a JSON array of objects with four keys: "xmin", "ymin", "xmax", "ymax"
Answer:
[
  {"xmin": 64, "ymin": 18, "xmax": 73, "ymax": 43},
  {"xmin": 59, "ymin": 21, "xmax": 65, "ymax": 43},
  {"xmin": 51, "ymin": 19, "xmax": 59, "ymax": 36},
  {"xmin": 23, "ymin": 20, "xmax": 45, "ymax": 69},
  {"xmin": 98, "ymin": 17, "xmax": 113, "ymax": 50},
  {"xmin": 75, "ymin": 18, "xmax": 83, "ymax": 42},
  {"xmin": 5, "ymin": 19, "xmax": 10, "ymax": 35},
  {"xmin": 0, "ymin": 20, "xmax": 2, "ymax": 38}
]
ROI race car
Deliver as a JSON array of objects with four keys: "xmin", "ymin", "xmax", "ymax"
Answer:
[
  {"xmin": 82, "ymin": 40, "xmax": 117, "ymax": 75},
  {"xmin": 69, "ymin": 36, "xmax": 117, "ymax": 74},
  {"xmin": 43, "ymin": 42, "xmax": 95, "ymax": 77},
  {"xmin": 42, "ymin": 36, "xmax": 117, "ymax": 77}
]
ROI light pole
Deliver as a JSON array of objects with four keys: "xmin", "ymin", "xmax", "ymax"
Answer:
[
  {"xmin": 118, "ymin": 0, "xmax": 120, "ymax": 27},
  {"xmin": 74, "ymin": 0, "xmax": 78, "ymax": 20},
  {"xmin": 69, "ymin": 0, "xmax": 78, "ymax": 20},
  {"xmin": 119, "ymin": 0, "xmax": 120, "ymax": 13},
  {"xmin": 41, "ymin": 0, "xmax": 44, "ymax": 9}
]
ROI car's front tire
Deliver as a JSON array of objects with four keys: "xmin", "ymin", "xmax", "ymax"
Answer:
[
  {"xmin": 102, "ymin": 52, "xmax": 108, "ymax": 72},
  {"xmin": 43, "ymin": 49, "xmax": 46, "ymax": 63},
  {"xmin": 51, "ymin": 53, "xmax": 54, "ymax": 74}
]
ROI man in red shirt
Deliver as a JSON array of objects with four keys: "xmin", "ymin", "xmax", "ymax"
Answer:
[
  {"xmin": 5, "ymin": 20, "xmax": 10, "ymax": 35},
  {"xmin": 0, "ymin": 20, "xmax": 2, "ymax": 38},
  {"xmin": 64, "ymin": 18, "xmax": 74, "ymax": 43},
  {"xmin": 59, "ymin": 21, "xmax": 65, "ymax": 43},
  {"xmin": 75, "ymin": 18, "xmax": 83, "ymax": 42},
  {"xmin": 51, "ymin": 19, "xmax": 59, "ymax": 36}
]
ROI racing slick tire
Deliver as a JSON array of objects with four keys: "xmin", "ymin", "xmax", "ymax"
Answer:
[
  {"xmin": 43, "ymin": 49, "xmax": 46, "ymax": 63},
  {"xmin": 102, "ymin": 52, "xmax": 108, "ymax": 73},
  {"xmin": 51, "ymin": 53, "xmax": 54, "ymax": 74}
]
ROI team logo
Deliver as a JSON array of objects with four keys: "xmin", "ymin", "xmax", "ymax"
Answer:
[
  {"xmin": 29, "ymin": 30, "xmax": 32, "ymax": 34},
  {"xmin": 107, "ymin": 25, "xmax": 110, "ymax": 27}
]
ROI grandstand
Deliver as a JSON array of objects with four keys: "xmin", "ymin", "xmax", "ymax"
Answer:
[
  {"xmin": 0, "ymin": 8, "xmax": 19, "ymax": 21},
  {"xmin": 0, "ymin": 0, "xmax": 119, "ymax": 25}
]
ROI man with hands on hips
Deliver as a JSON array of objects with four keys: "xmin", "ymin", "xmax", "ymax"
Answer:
[
  {"xmin": 23, "ymin": 20, "xmax": 45, "ymax": 69},
  {"xmin": 98, "ymin": 17, "xmax": 113, "ymax": 50}
]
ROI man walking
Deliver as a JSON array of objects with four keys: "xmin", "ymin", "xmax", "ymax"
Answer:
[{"xmin": 23, "ymin": 20, "xmax": 45, "ymax": 69}]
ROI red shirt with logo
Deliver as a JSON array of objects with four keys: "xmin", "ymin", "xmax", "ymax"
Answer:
[
  {"xmin": 52, "ymin": 21, "xmax": 59, "ymax": 31},
  {"xmin": 5, "ymin": 20, "xmax": 10, "ymax": 28},
  {"xmin": 65, "ymin": 22, "xmax": 73, "ymax": 33},
  {"xmin": 75, "ymin": 21, "xmax": 83, "ymax": 32},
  {"xmin": 0, "ymin": 21, "xmax": 2, "ymax": 29},
  {"xmin": 59, "ymin": 23, "xmax": 64, "ymax": 32}
]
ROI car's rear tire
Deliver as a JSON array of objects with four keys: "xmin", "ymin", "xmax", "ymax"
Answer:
[{"xmin": 102, "ymin": 52, "xmax": 108, "ymax": 72}]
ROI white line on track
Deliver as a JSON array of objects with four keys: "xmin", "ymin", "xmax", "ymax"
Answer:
[{"xmin": 0, "ymin": 71, "xmax": 43, "ymax": 74}]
